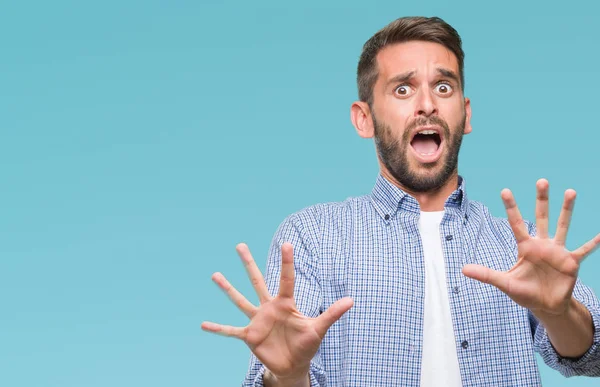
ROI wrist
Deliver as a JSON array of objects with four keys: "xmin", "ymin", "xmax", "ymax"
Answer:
[
  {"xmin": 533, "ymin": 297, "xmax": 579, "ymax": 324},
  {"xmin": 264, "ymin": 368, "xmax": 310, "ymax": 387},
  {"xmin": 533, "ymin": 297, "xmax": 594, "ymax": 358}
]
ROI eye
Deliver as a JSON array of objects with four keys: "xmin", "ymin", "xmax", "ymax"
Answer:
[
  {"xmin": 435, "ymin": 82, "xmax": 453, "ymax": 96},
  {"xmin": 394, "ymin": 84, "xmax": 414, "ymax": 97}
]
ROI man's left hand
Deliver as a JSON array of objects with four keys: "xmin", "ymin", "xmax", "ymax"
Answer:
[{"xmin": 463, "ymin": 179, "xmax": 600, "ymax": 318}]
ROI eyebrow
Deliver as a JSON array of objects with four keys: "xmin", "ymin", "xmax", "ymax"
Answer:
[
  {"xmin": 385, "ymin": 71, "xmax": 416, "ymax": 87},
  {"xmin": 436, "ymin": 68, "xmax": 460, "ymax": 85},
  {"xmin": 385, "ymin": 68, "xmax": 461, "ymax": 87}
]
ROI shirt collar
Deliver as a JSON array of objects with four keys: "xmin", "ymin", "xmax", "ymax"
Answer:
[{"xmin": 369, "ymin": 174, "xmax": 470, "ymax": 220}]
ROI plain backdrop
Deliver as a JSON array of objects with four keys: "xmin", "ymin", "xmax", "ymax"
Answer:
[{"xmin": 1, "ymin": 0, "xmax": 599, "ymax": 386}]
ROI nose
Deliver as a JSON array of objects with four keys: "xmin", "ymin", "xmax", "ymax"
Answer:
[{"xmin": 415, "ymin": 89, "xmax": 438, "ymax": 117}]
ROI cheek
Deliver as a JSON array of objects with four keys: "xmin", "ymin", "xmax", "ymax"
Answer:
[
  {"xmin": 385, "ymin": 99, "xmax": 413, "ymax": 121},
  {"xmin": 381, "ymin": 107, "xmax": 411, "ymax": 137},
  {"xmin": 439, "ymin": 100, "xmax": 465, "ymax": 123}
]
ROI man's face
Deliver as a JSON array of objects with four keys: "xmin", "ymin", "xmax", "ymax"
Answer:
[{"xmin": 370, "ymin": 41, "xmax": 472, "ymax": 193}]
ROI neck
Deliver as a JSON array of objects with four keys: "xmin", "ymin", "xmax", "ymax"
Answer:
[{"xmin": 380, "ymin": 168, "xmax": 459, "ymax": 212}]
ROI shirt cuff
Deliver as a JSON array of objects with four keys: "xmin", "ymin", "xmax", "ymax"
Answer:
[
  {"xmin": 537, "ymin": 303, "xmax": 600, "ymax": 376},
  {"xmin": 252, "ymin": 363, "xmax": 326, "ymax": 387}
]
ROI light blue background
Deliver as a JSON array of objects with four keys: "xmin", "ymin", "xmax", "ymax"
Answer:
[{"xmin": 1, "ymin": 1, "xmax": 599, "ymax": 386}]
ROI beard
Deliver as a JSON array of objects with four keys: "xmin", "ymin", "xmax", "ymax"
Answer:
[{"xmin": 373, "ymin": 112, "xmax": 466, "ymax": 193}]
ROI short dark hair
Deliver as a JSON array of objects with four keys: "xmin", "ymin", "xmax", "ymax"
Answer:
[{"xmin": 357, "ymin": 16, "xmax": 465, "ymax": 105}]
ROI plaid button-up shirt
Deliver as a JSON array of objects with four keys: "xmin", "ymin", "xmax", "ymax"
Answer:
[{"xmin": 243, "ymin": 174, "xmax": 600, "ymax": 386}]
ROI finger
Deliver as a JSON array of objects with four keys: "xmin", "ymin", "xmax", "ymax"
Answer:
[
  {"xmin": 212, "ymin": 272, "xmax": 258, "ymax": 318},
  {"xmin": 314, "ymin": 297, "xmax": 354, "ymax": 338},
  {"xmin": 201, "ymin": 321, "xmax": 247, "ymax": 340},
  {"xmin": 462, "ymin": 264, "xmax": 510, "ymax": 293},
  {"xmin": 571, "ymin": 233, "xmax": 600, "ymax": 262},
  {"xmin": 535, "ymin": 179, "xmax": 549, "ymax": 239},
  {"xmin": 501, "ymin": 189, "xmax": 529, "ymax": 243},
  {"xmin": 555, "ymin": 189, "xmax": 577, "ymax": 246},
  {"xmin": 236, "ymin": 243, "xmax": 271, "ymax": 304},
  {"xmin": 278, "ymin": 243, "xmax": 295, "ymax": 299}
]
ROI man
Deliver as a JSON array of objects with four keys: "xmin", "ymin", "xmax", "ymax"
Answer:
[{"xmin": 202, "ymin": 16, "xmax": 600, "ymax": 386}]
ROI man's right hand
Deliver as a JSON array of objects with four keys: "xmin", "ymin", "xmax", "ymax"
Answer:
[{"xmin": 201, "ymin": 242, "xmax": 354, "ymax": 383}]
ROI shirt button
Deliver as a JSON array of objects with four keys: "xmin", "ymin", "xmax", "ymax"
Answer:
[
  {"xmin": 384, "ymin": 214, "xmax": 390, "ymax": 220},
  {"xmin": 445, "ymin": 234, "xmax": 453, "ymax": 241},
  {"xmin": 461, "ymin": 340, "xmax": 469, "ymax": 349},
  {"xmin": 453, "ymin": 286, "xmax": 460, "ymax": 294}
]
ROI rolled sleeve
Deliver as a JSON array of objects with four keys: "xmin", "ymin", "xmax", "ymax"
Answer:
[
  {"xmin": 527, "ymin": 221, "xmax": 600, "ymax": 376},
  {"xmin": 246, "ymin": 360, "xmax": 326, "ymax": 387},
  {"xmin": 533, "ymin": 284, "xmax": 600, "ymax": 376},
  {"xmin": 242, "ymin": 211, "xmax": 326, "ymax": 386}
]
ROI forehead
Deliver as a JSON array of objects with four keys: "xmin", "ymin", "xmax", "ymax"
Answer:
[{"xmin": 375, "ymin": 41, "xmax": 459, "ymax": 80}]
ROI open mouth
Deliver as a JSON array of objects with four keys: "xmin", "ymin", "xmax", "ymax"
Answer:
[
  {"xmin": 409, "ymin": 128, "xmax": 443, "ymax": 163},
  {"xmin": 411, "ymin": 130, "xmax": 441, "ymax": 154}
]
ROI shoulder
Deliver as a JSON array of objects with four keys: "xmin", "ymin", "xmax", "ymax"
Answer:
[
  {"xmin": 270, "ymin": 194, "xmax": 372, "ymax": 259},
  {"xmin": 466, "ymin": 199, "xmax": 536, "ymax": 241},
  {"xmin": 283, "ymin": 194, "xmax": 373, "ymax": 230}
]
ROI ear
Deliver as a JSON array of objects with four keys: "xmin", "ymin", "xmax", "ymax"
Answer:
[
  {"xmin": 463, "ymin": 97, "xmax": 472, "ymax": 135},
  {"xmin": 351, "ymin": 101, "xmax": 375, "ymax": 139}
]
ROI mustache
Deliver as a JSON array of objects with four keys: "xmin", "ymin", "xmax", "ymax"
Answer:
[{"xmin": 405, "ymin": 116, "xmax": 450, "ymax": 134}]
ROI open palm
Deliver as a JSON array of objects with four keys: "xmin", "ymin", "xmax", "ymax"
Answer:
[
  {"xmin": 202, "ymin": 243, "xmax": 353, "ymax": 380},
  {"xmin": 463, "ymin": 179, "xmax": 600, "ymax": 316}
]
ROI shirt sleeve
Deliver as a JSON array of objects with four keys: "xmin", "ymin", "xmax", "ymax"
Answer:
[
  {"xmin": 527, "ymin": 222, "xmax": 600, "ymax": 376},
  {"xmin": 242, "ymin": 211, "xmax": 327, "ymax": 386},
  {"xmin": 531, "ymin": 280, "xmax": 600, "ymax": 377}
]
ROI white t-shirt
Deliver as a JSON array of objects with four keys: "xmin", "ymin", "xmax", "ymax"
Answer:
[{"xmin": 418, "ymin": 211, "xmax": 463, "ymax": 387}]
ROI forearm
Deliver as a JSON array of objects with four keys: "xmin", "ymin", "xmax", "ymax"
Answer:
[
  {"xmin": 535, "ymin": 297, "xmax": 595, "ymax": 358},
  {"xmin": 264, "ymin": 369, "xmax": 310, "ymax": 387}
]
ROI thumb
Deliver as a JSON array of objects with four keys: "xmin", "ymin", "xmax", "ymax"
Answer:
[
  {"xmin": 463, "ymin": 264, "xmax": 509, "ymax": 293},
  {"xmin": 314, "ymin": 297, "xmax": 354, "ymax": 338}
]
